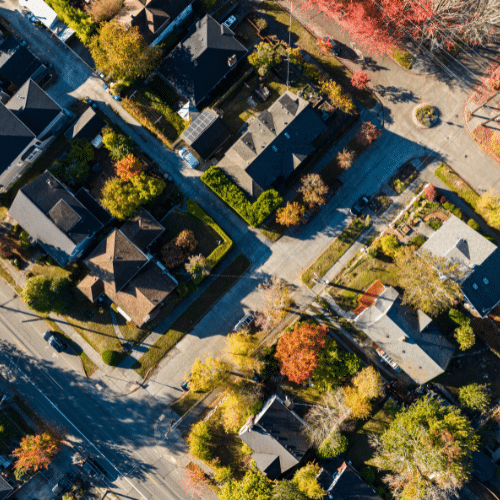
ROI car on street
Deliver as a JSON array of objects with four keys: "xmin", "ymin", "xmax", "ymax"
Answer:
[
  {"xmin": 234, "ymin": 313, "xmax": 254, "ymax": 331},
  {"xmin": 319, "ymin": 36, "xmax": 340, "ymax": 56},
  {"xmin": 223, "ymin": 15, "xmax": 237, "ymax": 29},
  {"xmin": 43, "ymin": 331, "xmax": 66, "ymax": 352},
  {"xmin": 350, "ymin": 195, "xmax": 370, "ymax": 216},
  {"xmin": 52, "ymin": 473, "xmax": 75, "ymax": 496},
  {"xmin": 178, "ymin": 147, "xmax": 199, "ymax": 168}
]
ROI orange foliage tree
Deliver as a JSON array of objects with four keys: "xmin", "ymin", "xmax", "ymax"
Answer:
[
  {"xmin": 13, "ymin": 433, "xmax": 60, "ymax": 472},
  {"xmin": 276, "ymin": 201, "xmax": 305, "ymax": 227},
  {"xmin": 114, "ymin": 154, "xmax": 143, "ymax": 181},
  {"xmin": 275, "ymin": 322, "xmax": 328, "ymax": 384}
]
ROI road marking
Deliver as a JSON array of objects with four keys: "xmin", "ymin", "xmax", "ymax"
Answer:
[
  {"xmin": 13, "ymin": 338, "xmax": 27, "ymax": 353},
  {"xmin": 144, "ymin": 472, "xmax": 159, "ymax": 486}
]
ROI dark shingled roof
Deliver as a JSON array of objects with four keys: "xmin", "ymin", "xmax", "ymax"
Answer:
[
  {"xmin": 0, "ymin": 474, "xmax": 13, "ymax": 500},
  {"xmin": 75, "ymin": 188, "xmax": 112, "ymax": 225},
  {"xmin": 8, "ymin": 171, "xmax": 103, "ymax": 266},
  {"xmin": 320, "ymin": 463, "xmax": 381, "ymax": 500},
  {"xmin": 65, "ymin": 107, "xmax": 105, "ymax": 141},
  {"xmin": 120, "ymin": 207, "xmax": 164, "ymax": 252},
  {"xmin": 239, "ymin": 395, "xmax": 309, "ymax": 479},
  {"xmin": 5, "ymin": 79, "xmax": 61, "ymax": 137},
  {"xmin": 472, "ymin": 451, "xmax": 497, "ymax": 483},
  {"xmin": 0, "ymin": 36, "xmax": 42, "ymax": 88},
  {"xmin": 157, "ymin": 15, "xmax": 247, "ymax": 105}
]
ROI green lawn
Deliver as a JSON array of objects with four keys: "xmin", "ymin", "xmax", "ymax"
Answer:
[
  {"xmin": 134, "ymin": 253, "xmax": 251, "ymax": 378},
  {"xmin": 115, "ymin": 314, "xmax": 150, "ymax": 345},
  {"xmin": 302, "ymin": 217, "xmax": 370, "ymax": 287},
  {"xmin": 30, "ymin": 262, "xmax": 72, "ymax": 281},
  {"xmin": 0, "ymin": 409, "xmax": 32, "ymax": 455},
  {"xmin": 434, "ymin": 163, "xmax": 479, "ymax": 209}
]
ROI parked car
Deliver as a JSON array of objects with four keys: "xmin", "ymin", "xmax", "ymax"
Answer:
[
  {"xmin": 234, "ymin": 313, "xmax": 254, "ymax": 331},
  {"xmin": 223, "ymin": 15, "xmax": 237, "ymax": 29},
  {"xmin": 52, "ymin": 473, "xmax": 75, "ymax": 496},
  {"xmin": 350, "ymin": 195, "xmax": 370, "ymax": 216},
  {"xmin": 43, "ymin": 331, "xmax": 66, "ymax": 352},
  {"xmin": 178, "ymin": 147, "xmax": 199, "ymax": 168},
  {"xmin": 320, "ymin": 36, "xmax": 340, "ymax": 56}
]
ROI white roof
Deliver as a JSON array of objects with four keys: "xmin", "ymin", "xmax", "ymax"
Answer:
[{"xmin": 20, "ymin": 0, "xmax": 75, "ymax": 41}]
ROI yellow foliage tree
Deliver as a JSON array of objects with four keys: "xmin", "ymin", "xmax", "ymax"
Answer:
[
  {"xmin": 219, "ymin": 386, "xmax": 263, "ymax": 432},
  {"xmin": 320, "ymin": 79, "xmax": 356, "ymax": 114},
  {"xmin": 343, "ymin": 386, "xmax": 372, "ymax": 420},
  {"xmin": 352, "ymin": 366, "xmax": 383, "ymax": 400},
  {"xmin": 276, "ymin": 202, "xmax": 305, "ymax": 227},
  {"xmin": 225, "ymin": 332, "xmax": 260, "ymax": 373},
  {"xmin": 185, "ymin": 357, "xmax": 230, "ymax": 392},
  {"xmin": 292, "ymin": 463, "xmax": 325, "ymax": 499},
  {"xmin": 477, "ymin": 188, "xmax": 500, "ymax": 230}
]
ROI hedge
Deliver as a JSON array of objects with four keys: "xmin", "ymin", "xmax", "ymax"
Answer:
[
  {"xmin": 201, "ymin": 166, "xmax": 283, "ymax": 227},
  {"xmin": 102, "ymin": 349, "xmax": 121, "ymax": 366},
  {"xmin": 46, "ymin": 0, "xmax": 95, "ymax": 44}
]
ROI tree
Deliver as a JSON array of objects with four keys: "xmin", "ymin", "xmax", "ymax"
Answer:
[
  {"xmin": 219, "ymin": 385, "xmax": 263, "ymax": 431},
  {"xmin": 317, "ymin": 430, "xmax": 349, "ymax": 459},
  {"xmin": 162, "ymin": 230, "xmax": 197, "ymax": 269},
  {"xmin": 305, "ymin": 388, "xmax": 352, "ymax": 445},
  {"xmin": 396, "ymin": 247, "xmax": 463, "ymax": 316},
  {"xmin": 343, "ymin": 386, "xmax": 372, "ymax": 420},
  {"xmin": 371, "ymin": 395, "xmax": 479, "ymax": 500},
  {"xmin": 185, "ymin": 254, "xmax": 209, "ymax": 280},
  {"xmin": 21, "ymin": 276, "xmax": 53, "ymax": 313},
  {"xmin": 276, "ymin": 202, "xmax": 305, "ymax": 227},
  {"xmin": 275, "ymin": 322, "xmax": 328, "ymax": 384},
  {"xmin": 292, "ymin": 463, "xmax": 325, "ymax": 499},
  {"xmin": 182, "ymin": 462, "xmax": 211, "ymax": 500},
  {"xmin": 299, "ymin": 174, "xmax": 329, "ymax": 207},
  {"xmin": 187, "ymin": 421, "xmax": 215, "ymax": 462},
  {"xmin": 49, "ymin": 277, "xmax": 73, "ymax": 314},
  {"xmin": 85, "ymin": 0, "xmax": 123, "ymax": 23},
  {"xmin": 47, "ymin": 0, "xmax": 95, "ymax": 43},
  {"xmin": 477, "ymin": 188, "xmax": 500, "ymax": 230},
  {"xmin": 53, "ymin": 139, "xmax": 94, "ymax": 186},
  {"xmin": 219, "ymin": 469, "xmax": 272, "ymax": 500},
  {"xmin": 114, "ymin": 154, "xmax": 143, "ymax": 181},
  {"xmin": 455, "ymin": 325, "xmax": 475, "ymax": 351},
  {"xmin": 226, "ymin": 331, "xmax": 260, "ymax": 372},
  {"xmin": 272, "ymin": 480, "xmax": 306, "ymax": 500},
  {"xmin": 423, "ymin": 184, "xmax": 440, "ymax": 202},
  {"xmin": 256, "ymin": 277, "xmax": 291, "ymax": 330},
  {"xmin": 248, "ymin": 42, "xmax": 285, "ymax": 76},
  {"xmin": 185, "ymin": 356, "xmax": 230, "ymax": 392},
  {"xmin": 351, "ymin": 70, "xmax": 370, "ymax": 90},
  {"xmin": 354, "ymin": 121, "xmax": 382, "ymax": 148},
  {"xmin": 89, "ymin": 21, "xmax": 161, "ymax": 83},
  {"xmin": 336, "ymin": 148, "xmax": 355, "ymax": 169},
  {"xmin": 352, "ymin": 366, "xmax": 383, "ymax": 400},
  {"xmin": 102, "ymin": 127, "xmax": 134, "ymax": 161},
  {"xmin": 0, "ymin": 235, "xmax": 17, "ymax": 259},
  {"xmin": 459, "ymin": 384, "xmax": 490, "ymax": 412},
  {"xmin": 320, "ymin": 80, "xmax": 356, "ymax": 114},
  {"xmin": 13, "ymin": 433, "xmax": 59, "ymax": 472}
]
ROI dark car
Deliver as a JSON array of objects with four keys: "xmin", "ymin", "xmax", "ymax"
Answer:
[
  {"xmin": 43, "ymin": 331, "xmax": 66, "ymax": 352},
  {"xmin": 350, "ymin": 195, "xmax": 370, "ymax": 216},
  {"xmin": 52, "ymin": 474, "xmax": 74, "ymax": 496}
]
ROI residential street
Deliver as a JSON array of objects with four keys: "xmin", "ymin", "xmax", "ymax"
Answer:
[{"xmin": 0, "ymin": 1, "xmax": 498, "ymax": 499}]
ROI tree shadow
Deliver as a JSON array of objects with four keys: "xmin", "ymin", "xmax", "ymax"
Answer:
[{"xmin": 373, "ymin": 85, "xmax": 419, "ymax": 104}]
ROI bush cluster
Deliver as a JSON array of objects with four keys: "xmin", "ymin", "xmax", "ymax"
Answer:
[
  {"xmin": 102, "ymin": 350, "xmax": 122, "ymax": 366},
  {"xmin": 46, "ymin": 0, "xmax": 95, "ymax": 43},
  {"xmin": 423, "ymin": 184, "xmax": 439, "ymax": 202},
  {"xmin": 410, "ymin": 234, "xmax": 426, "ymax": 248},
  {"xmin": 161, "ymin": 230, "xmax": 197, "ymax": 268},
  {"xmin": 442, "ymin": 201, "xmax": 463, "ymax": 219},
  {"xmin": 316, "ymin": 431, "xmax": 348, "ymax": 459},
  {"xmin": 201, "ymin": 167, "xmax": 283, "ymax": 227},
  {"xmin": 467, "ymin": 218, "xmax": 481, "ymax": 231}
]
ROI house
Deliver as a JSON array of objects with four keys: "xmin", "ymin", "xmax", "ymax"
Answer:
[
  {"xmin": 0, "ymin": 79, "xmax": 69, "ymax": 191},
  {"xmin": 81, "ymin": 208, "xmax": 177, "ymax": 326},
  {"xmin": 19, "ymin": 0, "xmax": 74, "ymax": 41},
  {"xmin": 157, "ymin": 15, "xmax": 247, "ymax": 106},
  {"xmin": 0, "ymin": 475, "xmax": 12, "ymax": 500},
  {"xmin": 238, "ymin": 394, "xmax": 310, "ymax": 479},
  {"xmin": 218, "ymin": 91, "xmax": 327, "ymax": 199},
  {"xmin": 317, "ymin": 462, "xmax": 381, "ymax": 500},
  {"xmin": 0, "ymin": 37, "xmax": 44, "ymax": 90},
  {"xmin": 115, "ymin": 0, "xmax": 194, "ymax": 45},
  {"xmin": 8, "ymin": 171, "xmax": 103, "ymax": 267},
  {"xmin": 420, "ymin": 214, "xmax": 500, "ymax": 317},
  {"xmin": 472, "ymin": 451, "xmax": 496, "ymax": 483},
  {"xmin": 65, "ymin": 107, "xmax": 105, "ymax": 142},
  {"xmin": 181, "ymin": 109, "xmax": 230, "ymax": 160},
  {"xmin": 354, "ymin": 281, "xmax": 454, "ymax": 385}
]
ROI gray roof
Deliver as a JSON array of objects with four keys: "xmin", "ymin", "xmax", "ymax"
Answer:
[
  {"xmin": 8, "ymin": 171, "xmax": 103, "ymax": 266},
  {"xmin": 219, "ymin": 92, "xmax": 327, "ymax": 198},
  {"xmin": 472, "ymin": 451, "xmax": 496, "ymax": 483},
  {"xmin": 0, "ymin": 474, "xmax": 12, "ymax": 500},
  {"xmin": 238, "ymin": 395, "xmax": 309, "ymax": 479},
  {"xmin": 75, "ymin": 188, "xmax": 112, "ymax": 225},
  {"xmin": 157, "ymin": 15, "xmax": 247, "ymax": 105},
  {"xmin": 355, "ymin": 286, "xmax": 454, "ymax": 385},
  {"xmin": 0, "ymin": 36, "xmax": 42, "ymax": 88},
  {"xmin": 319, "ymin": 463, "xmax": 381, "ymax": 500},
  {"xmin": 421, "ymin": 214, "xmax": 500, "ymax": 317},
  {"xmin": 65, "ymin": 107, "xmax": 105, "ymax": 141},
  {"xmin": 5, "ymin": 79, "xmax": 61, "ymax": 137},
  {"xmin": 119, "ymin": 207, "xmax": 164, "ymax": 252}
]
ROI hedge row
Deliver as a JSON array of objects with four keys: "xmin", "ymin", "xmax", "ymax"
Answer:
[{"xmin": 201, "ymin": 166, "xmax": 283, "ymax": 227}]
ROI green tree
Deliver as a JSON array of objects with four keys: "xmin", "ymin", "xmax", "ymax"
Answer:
[
  {"xmin": 292, "ymin": 463, "xmax": 325, "ymax": 499},
  {"xmin": 89, "ymin": 21, "xmax": 161, "ymax": 84},
  {"xmin": 219, "ymin": 469, "xmax": 272, "ymax": 500},
  {"xmin": 102, "ymin": 127, "xmax": 134, "ymax": 161},
  {"xmin": 53, "ymin": 139, "xmax": 94, "ymax": 186},
  {"xmin": 187, "ymin": 421, "xmax": 215, "ymax": 462},
  {"xmin": 185, "ymin": 356, "xmax": 230, "ymax": 392},
  {"xmin": 396, "ymin": 247, "xmax": 463, "ymax": 316},
  {"xmin": 320, "ymin": 79, "xmax": 355, "ymax": 114},
  {"xmin": 248, "ymin": 42, "xmax": 284, "ymax": 76},
  {"xmin": 455, "ymin": 325, "xmax": 475, "ymax": 351},
  {"xmin": 317, "ymin": 430, "xmax": 348, "ymax": 459},
  {"xmin": 459, "ymin": 384, "xmax": 490, "ymax": 412},
  {"xmin": 49, "ymin": 277, "xmax": 73, "ymax": 314},
  {"xmin": 272, "ymin": 480, "xmax": 306, "ymax": 500},
  {"xmin": 21, "ymin": 276, "xmax": 52, "ymax": 313},
  {"xmin": 46, "ymin": 0, "xmax": 95, "ymax": 43},
  {"xmin": 372, "ymin": 395, "xmax": 479, "ymax": 500}
]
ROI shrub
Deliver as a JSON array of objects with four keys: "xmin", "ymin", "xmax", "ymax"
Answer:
[
  {"xmin": 354, "ymin": 122, "xmax": 381, "ymax": 149},
  {"xmin": 254, "ymin": 17, "xmax": 268, "ymax": 32},
  {"xmin": 359, "ymin": 466, "xmax": 375, "ymax": 485},
  {"xmin": 467, "ymin": 218, "xmax": 481, "ymax": 231},
  {"xmin": 187, "ymin": 421, "xmax": 215, "ymax": 463},
  {"xmin": 424, "ymin": 184, "xmax": 439, "ymax": 202},
  {"xmin": 415, "ymin": 104, "xmax": 436, "ymax": 127},
  {"xmin": 336, "ymin": 148, "xmax": 355, "ymax": 169},
  {"xmin": 410, "ymin": 234, "xmax": 426, "ymax": 248},
  {"xmin": 429, "ymin": 220, "xmax": 442, "ymax": 230},
  {"xmin": 389, "ymin": 47, "xmax": 413, "ymax": 69},
  {"xmin": 375, "ymin": 234, "xmax": 400, "ymax": 258},
  {"xmin": 449, "ymin": 308, "xmax": 469, "ymax": 327},
  {"xmin": 316, "ymin": 431, "xmax": 348, "ymax": 459},
  {"xmin": 367, "ymin": 247, "xmax": 378, "ymax": 258},
  {"xmin": 102, "ymin": 350, "xmax": 121, "ymax": 366},
  {"xmin": 483, "ymin": 232, "xmax": 497, "ymax": 244},
  {"xmin": 459, "ymin": 383, "xmax": 490, "ymax": 412},
  {"xmin": 201, "ymin": 167, "xmax": 283, "ymax": 227},
  {"xmin": 443, "ymin": 201, "xmax": 454, "ymax": 211},
  {"xmin": 161, "ymin": 230, "xmax": 197, "ymax": 269},
  {"xmin": 19, "ymin": 231, "xmax": 31, "ymax": 250},
  {"xmin": 376, "ymin": 486, "xmax": 387, "ymax": 498},
  {"xmin": 302, "ymin": 62, "xmax": 324, "ymax": 83},
  {"xmin": 213, "ymin": 465, "xmax": 232, "ymax": 483}
]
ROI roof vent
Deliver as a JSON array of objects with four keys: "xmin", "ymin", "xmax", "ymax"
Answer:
[
  {"xmin": 472, "ymin": 283, "xmax": 479, "ymax": 290},
  {"xmin": 483, "ymin": 277, "xmax": 489, "ymax": 285},
  {"xmin": 228, "ymin": 54, "xmax": 237, "ymax": 67},
  {"xmin": 46, "ymin": 178, "xmax": 56, "ymax": 188},
  {"xmin": 284, "ymin": 132, "xmax": 290, "ymax": 139},
  {"xmin": 272, "ymin": 145, "xmax": 278, "ymax": 152}
]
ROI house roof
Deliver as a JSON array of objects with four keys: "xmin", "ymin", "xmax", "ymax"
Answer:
[
  {"xmin": 8, "ymin": 171, "xmax": 103, "ymax": 266},
  {"xmin": 355, "ymin": 285, "xmax": 454, "ymax": 385},
  {"xmin": 0, "ymin": 36, "xmax": 42, "ymax": 88},
  {"xmin": 219, "ymin": 92, "xmax": 327, "ymax": 198},
  {"xmin": 319, "ymin": 463, "xmax": 381, "ymax": 500},
  {"xmin": 0, "ymin": 474, "xmax": 13, "ymax": 500},
  {"xmin": 5, "ymin": 79, "xmax": 61, "ymax": 137},
  {"xmin": 238, "ymin": 394, "xmax": 309, "ymax": 479},
  {"xmin": 77, "ymin": 274, "xmax": 104, "ymax": 303},
  {"xmin": 75, "ymin": 188, "xmax": 112, "ymax": 225},
  {"xmin": 354, "ymin": 279, "xmax": 385, "ymax": 315},
  {"xmin": 181, "ymin": 109, "xmax": 230, "ymax": 159},
  {"xmin": 420, "ymin": 214, "xmax": 500, "ymax": 317},
  {"xmin": 157, "ymin": 15, "xmax": 247, "ymax": 105},
  {"xmin": 65, "ymin": 107, "xmax": 105, "ymax": 141},
  {"xmin": 84, "ymin": 229, "xmax": 149, "ymax": 294},
  {"xmin": 119, "ymin": 207, "xmax": 164, "ymax": 252},
  {"xmin": 472, "ymin": 451, "xmax": 497, "ymax": 483}
]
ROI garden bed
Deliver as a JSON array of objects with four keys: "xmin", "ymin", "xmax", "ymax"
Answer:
[{"xmin": 389, "ymin": 163, "xmax": 418, "ymax": 194}]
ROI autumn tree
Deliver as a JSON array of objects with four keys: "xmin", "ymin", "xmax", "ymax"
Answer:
[
  {"xmin": 13, "ymin": 433, "xmax": 59, "ymax": 473},
  {"xmin": 89, "ymin": 21, "xmax": 161, "ymax": 83},
  {"xmin": 459, "ymin": 383, "xmax": 490, "ymax": 412},
  {"xmin": 276, "ymin": 202, "xmax": 305, "ymax": 227},
  {"xmin": 226, "ymin": 331, "xmax": 260, "ymax": 373},
  {"xmin": 343, "ymin": 386, "xmax": 372, "ymax": 420},
  {"xmin": 371, "ymin": 395, "xmax": 479, "ymax": 500},
  {"xmin": 354, "ymin": 121, "xmax": 382, "ymax": 149},
  {"xmin": 185, "ymin": 356, "xmax": 230, "ymax": 392},
  {"xmin": 187, "ymin": 421, "xmax": 215, "ymax": 462},
  {"xmin": 0, "ymin": 235, "xmax": 17, "ymax": 259},
  {"xmin": 185, "ymin": 254, "xmax": 209, "ymax": 280},
  {"xmin": 299, "ymin": 174, "xmax": 329, "ymax": 207},
  {"xmin": 248, "ymin": 42, "xmax": 285, "ymax": 76},
  {"xmin": 353, "ymin": 366, "xmax": 383, "ymax": 400},
  {"xmin": 219, "ymin": 384, "xmax": 263, "ymax": 431},
  {"xmin": 219, "ymin": 468, "xmax": 272, "ymax": 500},
  {"xmin": 114, "ymin": 154, "xmax": 143, "ymax": 181},
  {"xmin": 162, "ymin": 230, "xmax": 197, "ymax": 269},
  {"xmin": 102, "ymin": 127, "xmax": 134, "ymax": 161},
  {"xmin": 396, "ymin": 247, "xmax": 463, "ymax": 316},
  {"xmin": 275, "ymin": 322, "xmax": 328, "ymax": 384},
  {"xmin": 292, "ymin": 463, "xmax": 325, "ymax": 499},
  {"xmin": 351, "ymin": 70, "xmax": 370, "ymax": 90},
  {"xmin": 320, "ymin": 80, "xmax": 355, "ymax": 114},
  {"xmin": 336, "ymin": 148, "xmax": 355, "ymax": 169},
  {"xmin": 182, "ymin": 462, "xmax": 211, "ymax": 500},
  {"xmin": 256, "ymin": 277, "xmax": 291, "ymax": 330},
  {"xmin": 477, "ymin": 188, "xmax": 500, "ymax": 230},
  {"xmin": 85, "ymin": 0, "xmax": 123, "ymax": 23}
]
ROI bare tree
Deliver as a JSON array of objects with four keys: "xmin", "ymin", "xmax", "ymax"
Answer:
[
  {"xmin": 256, "ymin": 277, "xmax": 292, "ymax": 331},
  {"xmin": 299, "ymin": 174, "xmax": 329, "ymax": 207},
  {"xmin": 85, "ymin": 0, "xmax": 123, "ymax": 23}
]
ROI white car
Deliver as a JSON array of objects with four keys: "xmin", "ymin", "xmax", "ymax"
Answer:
[
  {"xmin": 234, "ymin": 313, "xmax": 254, "ymax": 331},
  {"xmin": 178, "ymin": 147, "xmax": 199, "ymax": 168},
  {"xmin": 223, "ymin": 15, "xmax": 237, "ymax": 29}
]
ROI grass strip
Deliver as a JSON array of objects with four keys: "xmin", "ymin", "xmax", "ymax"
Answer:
[
  {"xmin": 171, "ymin": 390, "xmax": 208, "ymax": 417},
  {"xmin": 134, "ymin": 253, "xmax": 251, "ymax": 377},
  {"xmin": 302, "ymin": 217, "xmax": 369, "ymax": 288},
  {"xmin": 434, "ymin": 163, "xmax": 479, "ymax": 209}
]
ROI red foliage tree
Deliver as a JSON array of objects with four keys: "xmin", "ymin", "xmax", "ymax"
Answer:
[
  {"xmin": 114, "ymin": 154, "xmax": 143, "ymax": 181},
  {"xmin": 317, "ymin": 36, "xmax": 334, "ymax": 53},
  {"xmin": 423, "ymin": 184, "xmax": 439, "ymax": 202},
  {"xmin": 351, "ymin": 70, "xmax": 370, "ymax": 90},
  {"xmin": 0, "ymin": 236, "xmax": 16, "ymax": 259},
  {"xmin": 13, "ymin": 433, "xmax": 60, "ymax": 472},
  {"xmin": 354, "ymin": 122, "xmax": 382, "ymax": 148},
  {"xmin": 275, "ymin": 322, "xmax": 328, "ymax": 384}
]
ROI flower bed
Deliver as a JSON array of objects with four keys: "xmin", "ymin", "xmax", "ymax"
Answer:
[{"xmin": 413, "ymin": 103, "xmax": 437, "ymax": 128}]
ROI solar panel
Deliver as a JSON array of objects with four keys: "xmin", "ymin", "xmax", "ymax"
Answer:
[{"xmin": 183, "ymin": 109, "xmax": 217, "ymax": 143}]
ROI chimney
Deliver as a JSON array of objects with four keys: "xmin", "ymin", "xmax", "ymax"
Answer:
[
  {"xmin": 228, "ymin": 54, "xmax": 237, "ymax": 67},
  {"xmin": 399, "ymin": 336, "xmax": 406, "ymax": 342}
]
